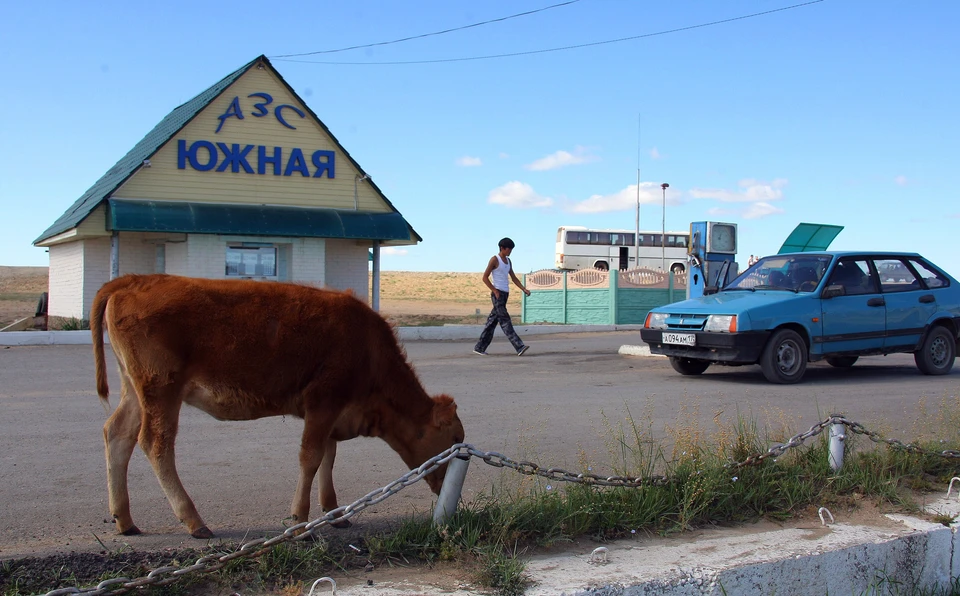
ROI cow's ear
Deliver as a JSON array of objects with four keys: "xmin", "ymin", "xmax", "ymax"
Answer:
[{"xmin": 431, "ymin": 394, "xmax": 458, "ymax": 427}]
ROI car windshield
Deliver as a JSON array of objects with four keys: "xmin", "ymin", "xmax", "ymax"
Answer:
[{"xmin": 726, "ymin": 255, "xmax": 832, "ymax": 293}]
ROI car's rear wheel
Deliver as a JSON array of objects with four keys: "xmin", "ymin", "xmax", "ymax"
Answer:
[
  {"xmin": 825, "ymin": 356, "xmax": 858, "ymax": 368},
  {"xmin": 914, "ymin": 326, "xmax": 956, "ymax": 375},
  {"xmin": 669, "ymin": 356, "xmax": 710, "ymax": 376},
  {"xmin": 760, "ymin": 329, "xmax": 807, "ymax": 384}
]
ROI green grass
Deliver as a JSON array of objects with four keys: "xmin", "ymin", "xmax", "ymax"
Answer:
[{"xmin": 7, "ymin": 403, "xmax": 960, "ymax": 596}]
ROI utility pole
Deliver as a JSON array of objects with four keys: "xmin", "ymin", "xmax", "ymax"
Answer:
[
  {"xmin": 634, "ymin": 116, "xmax": 641, "ymax": 270},
  {"xmin": 660, "ymin": 183, "xmax": 669, "ymax": 271}
]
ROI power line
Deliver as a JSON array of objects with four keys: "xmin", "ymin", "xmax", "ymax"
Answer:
[
  {"xmin": 272, "ymin": 1, "xmax": 824, "ymax": 66},
  {"xmin": 273, "ymin": 0, "xmax": 582, "ymax": 58}
]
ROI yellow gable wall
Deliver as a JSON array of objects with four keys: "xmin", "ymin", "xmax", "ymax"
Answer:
[{"xmin": 115, "ymin": 67, "xmax": 390, "ymax": 213}]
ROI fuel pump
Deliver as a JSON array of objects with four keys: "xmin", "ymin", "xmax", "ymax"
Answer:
[{"xmin": 687, "ymin": 221, "xmax": 739, "ymax": 299}]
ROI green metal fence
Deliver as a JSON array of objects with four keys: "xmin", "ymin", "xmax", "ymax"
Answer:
[{"xmin": 522, "ymin": 268, "xmax": 686, "ymax": 325}]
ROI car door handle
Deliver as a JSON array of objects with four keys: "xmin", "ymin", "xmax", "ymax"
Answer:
[
  {"xmin": 866, "ymin": 297, "xmax": 885, "ymax": 307},
  {"xmin": 919, "ymin": 294, "xmax": 935, "ymax": 304}
]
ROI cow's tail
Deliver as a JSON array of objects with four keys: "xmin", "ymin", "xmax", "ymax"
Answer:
[{"xmin": 90, "ymin": 281, "xmax": 112, "ymax": 406}]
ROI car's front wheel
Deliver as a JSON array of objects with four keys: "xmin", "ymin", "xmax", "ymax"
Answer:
[
  {"xmin": 760, "ymin": 329, "xmax": 807, "ymax": 384},
  {"xmin": 669, "ymin": 356, "xmax": 710, "ymax": 376},
  {"xmin": 914, "ymin": 326, "xmax": 956, "ymax": 375},
  {"xmin": 825, "ymin": 356, "xmax": 858, "ymax": 368}
]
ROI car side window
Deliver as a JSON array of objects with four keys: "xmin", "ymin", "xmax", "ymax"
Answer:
[
  {"xmin": 909, "ymin": 259, "xmax": 949, "ymax": 289},
  {"xmin": 875, "ymin": 258, "xmax": 921, "ymax": 293},
  {"xmin": 826, "ymin": 259, "xmax": 876, "ymax": 295}
]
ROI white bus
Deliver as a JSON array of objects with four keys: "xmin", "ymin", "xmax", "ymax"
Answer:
[{"xmin": 555, "ymin": 225, "xmax": 690, "ymax": 272}]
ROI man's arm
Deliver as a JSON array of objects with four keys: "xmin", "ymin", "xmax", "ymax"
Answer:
[
  {"xmin": 481, "ymin": 256, "xmax": 501, "ymax": 298},
  {"xmin": 508, "ymin": 259, "xmax": 531, "ymax": 296}
]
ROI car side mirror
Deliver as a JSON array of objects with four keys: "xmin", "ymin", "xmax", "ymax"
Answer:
[
  {"xmin": 703, "ymin": 285, "xmax": 720, "ymax": 296},
  {"xmin": 821, "ymin": 284, "xmax": 845, "ymax": 299}
]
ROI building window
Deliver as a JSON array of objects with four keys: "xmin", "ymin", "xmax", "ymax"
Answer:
[{"xmin": 226, "ymin": 245, "xmax": 277, "ymax": 277}]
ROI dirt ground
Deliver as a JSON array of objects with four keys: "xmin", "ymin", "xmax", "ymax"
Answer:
[
  {"xmin": 0, "ymin": 268, "xmax": 519, "ymax": 328},
  {"xmin": 0, "ymin": 266, "xmax": 47, "ymax": 328}
]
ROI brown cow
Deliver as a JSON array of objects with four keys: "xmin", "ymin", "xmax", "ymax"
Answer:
[{"xmin": 90, "ymin": 274, "xmax": 464, "ymax": 538}]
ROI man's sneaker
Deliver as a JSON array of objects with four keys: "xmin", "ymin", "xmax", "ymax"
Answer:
[
  {"xmin": 473, "ymin": 349, "xmax": 488, "ymax": 356},
  {"xmin": 517, "ymin": 345, "xmax": 530, "ymax": 356}
]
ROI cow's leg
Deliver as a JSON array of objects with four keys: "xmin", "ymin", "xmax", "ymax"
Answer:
[
  {"xmin": 104, "ymin": 373, "xmax": 142, "ymax": 535},
  {"xmin": 317, "ymin": 439, "xmax": 351, "ymax": 528},
  {"xmin": 291, "ymin": 415, "xmax": 335, "ymax": 527},
  {"xmin": 138, "ymin": 392, "xmax": 212, "ymax": 539}
]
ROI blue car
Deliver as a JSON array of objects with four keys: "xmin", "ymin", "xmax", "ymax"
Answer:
[{"xmin": 640, "ymin": 252, "xmax": 960, "ymax": 384}]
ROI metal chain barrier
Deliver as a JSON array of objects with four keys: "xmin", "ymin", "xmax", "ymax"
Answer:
[
  {"xmin": 463, "ymin": 446, "xmax": 671, "ymax": 487},
  {"xmin": 42, "ymin": 416, "xmax": 960, "ymax": 595},
  {"xmin": 43, "ymin": 448, "xmax": 465, "ymax": 596}
]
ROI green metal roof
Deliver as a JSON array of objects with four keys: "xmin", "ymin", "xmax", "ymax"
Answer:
[
  {"xmin": 35, "ymin": 55, "xmax": 420, "ymax": 245},
  {"xmin": 777, "ymin": 223, "xmax": 844, "ymax": 254},
  {"xmin": 107, "ymin": 199, "xmax": 415, "ymax": 242}
]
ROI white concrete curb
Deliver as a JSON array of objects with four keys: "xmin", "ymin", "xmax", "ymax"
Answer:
[
  {"xmin": 357, "ymin": 512, "xmax": 960, "ymax": 595},
  {"xmin": 618, "ymin": 344, "xmax": 664, "ymax": 357},
  {"xmin": 0, "ymin": 325, "xmax": 646, "ymax": 346}
]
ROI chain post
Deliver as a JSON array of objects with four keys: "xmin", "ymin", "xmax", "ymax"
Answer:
[
  {"xmin": 433, "ymin": 453, "xmax": 470, "ymax": 525},
  {"xmin": 828, "ymin": 419, "xmax": 846, "ymax": 472}
]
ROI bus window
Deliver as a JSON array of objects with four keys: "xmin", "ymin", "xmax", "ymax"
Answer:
[{"xmin": 594, "ymin": 233, "xmax": 611, "ymax": 245}]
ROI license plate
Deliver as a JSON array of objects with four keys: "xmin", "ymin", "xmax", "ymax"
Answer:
[{"xmin": 662, "ymin": 332, "xmax": 696, "ymax": 346}]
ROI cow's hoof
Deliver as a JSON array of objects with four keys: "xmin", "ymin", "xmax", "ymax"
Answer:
[
  {"xmin": 191, "ymin": 526, "xmax": 215, "ymax": 539},
  {"xmin": 120, "ymin": 525, "xmax": 142, "ymax": 536},
  {"xmin": 331, "ymin": 519, "xmax": 352, "ymax": 529}
]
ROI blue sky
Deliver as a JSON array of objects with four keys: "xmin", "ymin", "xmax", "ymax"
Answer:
[{"xmin": 2, "ymin": 1, "xmax": 958, "ymax": 275}]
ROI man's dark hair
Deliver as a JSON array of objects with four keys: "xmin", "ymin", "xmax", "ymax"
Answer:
[{"xmin": 498, "ymin": 237, "xmax": 516, "ymax": 249}]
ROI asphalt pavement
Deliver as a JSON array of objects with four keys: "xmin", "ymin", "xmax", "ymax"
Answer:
[{"xmin": 0, "ymin": 330, "xmax": 957, "ymax": 562}]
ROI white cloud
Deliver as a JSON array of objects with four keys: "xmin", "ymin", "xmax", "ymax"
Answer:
[
  {"xmin": 381, "ymin": 247, "xmax": 408, "ymax": 256},
  {"xmin": 525, "ymin": 147, "xmax": 599, "ymax": 171},
  {"xmin": 742, "ymin": 202, "xmax": 785, "ymax": 219},
  {"xmin": 488, "ymin": 181, "xmax": 554, "ymax": 209},
  {"xmin": 456, "ymin": 156, "xmax": 482, "ymax": 167},
  {"xmin": 894, "ymin": 175, "xmax": 908, "ymax": 186},
  {"xmin": 499, "ymin": 152, "xmax": 510, "ymax": 159},
  {"xmin": 689, "ymin": 178, "xmax": 787, "ymax": 203},
  {"xmin": 568, "ymin": 182, "xmax": 665, "ymax": 213},
  {"xmin": 649, "ymin": 147, "xmax": 661, "ymax": 159}
]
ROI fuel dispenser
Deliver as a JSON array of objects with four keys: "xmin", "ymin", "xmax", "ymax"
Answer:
[{"xmin": 687, "ymin": 221, "xmax": 739, "ymax": 299}]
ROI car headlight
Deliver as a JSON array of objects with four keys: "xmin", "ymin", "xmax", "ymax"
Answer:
[
  {"xmin": 645, "ymin": 312, "xmax": 668, "ymax": 330},
  {"xmin": 704, "ymin": 315, "xmax": 737, "ymax": 333}
]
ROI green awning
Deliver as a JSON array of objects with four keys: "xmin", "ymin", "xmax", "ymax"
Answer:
[
  {"xmin": 106, "ymin": 199, "xmax": 414, "ymax": 242},
  {"xmin": 777, "ymin": 223, "xmax": 844, "ymax": 254}
]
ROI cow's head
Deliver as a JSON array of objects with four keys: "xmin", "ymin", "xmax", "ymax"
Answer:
[{"xmin": 416, "ymin": 394, "xmax": 464, "ymax": 495}]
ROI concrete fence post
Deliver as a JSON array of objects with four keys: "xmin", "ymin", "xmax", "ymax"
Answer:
[
  {"xmin": 609, "ymin": 269, "xmax": 618, "ymax": 325},
  {"xmin": 433, "ymin": 455, "xmax": 470, "ymax": 525},
  {"xmin": 829, "ymin": 421, "xmax": 846, "ymax": 472}
]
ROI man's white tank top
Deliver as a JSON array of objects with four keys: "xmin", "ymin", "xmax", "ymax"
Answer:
[{"xmin": 491, "ymin": 255, "xmax": 511, "ymax": 292}]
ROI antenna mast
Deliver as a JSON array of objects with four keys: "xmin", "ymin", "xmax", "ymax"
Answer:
[{"xmin": 635, "ymin": 115, "xmax": 641, "ymax": 269}]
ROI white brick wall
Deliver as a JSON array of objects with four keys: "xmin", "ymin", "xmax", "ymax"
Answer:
[
  {"xmin": 291, "ymin": 238, "xmax": 326, "ymax": 286},
  {"xmin": 47, "ymin": 233, "xmax": 371, "ymax": 318},
  {"xmin": 82, "ymin": 237, "xmax": 111, "ymax": 319},
  {"xmin": 48, "ymin": 241, "xmax": 84, "ymax": 318},
  {"xmin": 187, "ymin": 234, "xmax": 227, "ymax": 279},
  {"xmin": 165, "ymin": 241, "xmax": 188, "ymax": 275},
  {"xmin": 325, "ymin": 239, "xmax": 369, "ymax": 301},
  {"xmin": 118, "ymin": 233, "xmax": 159, "ymax": 275}
]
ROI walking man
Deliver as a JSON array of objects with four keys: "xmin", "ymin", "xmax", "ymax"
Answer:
[{"xmin": 474, "ymin": 237, "xmax": 531, "ymax": 356}]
